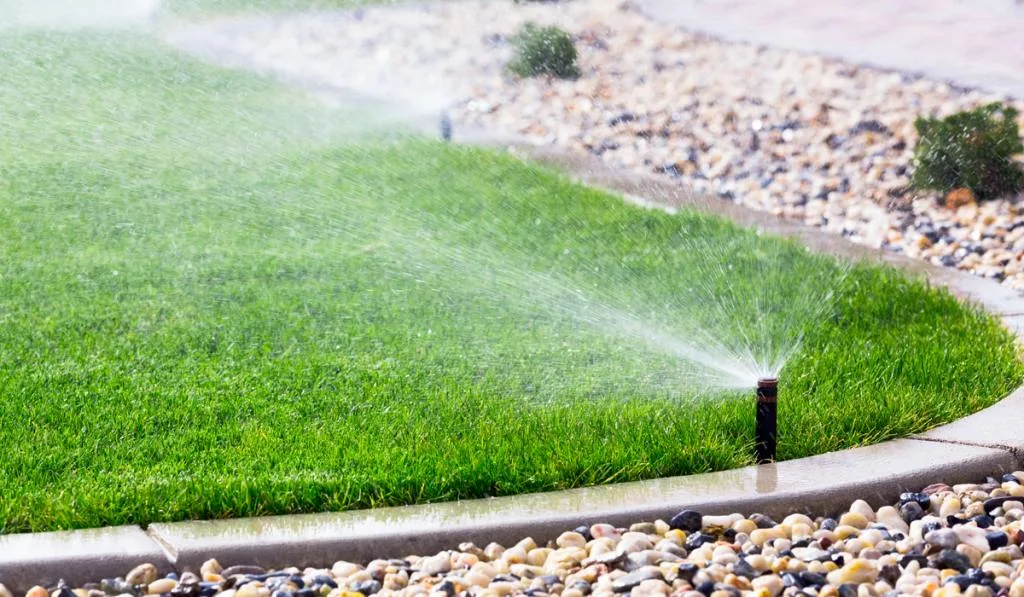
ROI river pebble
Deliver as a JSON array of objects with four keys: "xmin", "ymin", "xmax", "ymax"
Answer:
[{"xmin": 25, "ymin": 470, "xmax": 1024, "ymax": 597}]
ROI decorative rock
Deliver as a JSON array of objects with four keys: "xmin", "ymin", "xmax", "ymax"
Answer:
[
  {"xmin": 934, "ymin": 549, "xmax": 971, "ymax": 573},
  {"xmin": 926, "ymin": 529, "xmax": 960, "ymax": 550},
  {"xmin": 418, "ymin": 552, "xmax": 452, "ymax": 576},
  {"xmin": 900, "ymin": 502, "xmax": 925, "ymax": 524},
  {"xmin": 751, "ymin": 574, "xmax": 784, "ymax": 597},
  {"xmin": 669, "ymin": 510, "xmax": 703, "ymax": 533},
  {"xmin": 127, "ymin": 564, "xmax": 159, "ymax": 587},
  {"xmin": 826, "ymin": 560, "xmax": 878, "ymax": 585},
  {"xmin": 611, "ymin": 567, "xmax": 663, "ymax": 593},
  {"xmin": 945, "ymin": 188, "xmax": 977, "ymax": 210},
  {"xmin": 148, "ymin": 579, "xmax": 178, "ymax": 595}
]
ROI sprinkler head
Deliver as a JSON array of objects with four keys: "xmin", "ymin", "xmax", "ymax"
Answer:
[
  {"xmin": 755, "ymin": 377, "xmax": 778, "ymax": 464},
  {"xmin": 440, "ymin": 113, "xmax": 453, "ymax": 142}
]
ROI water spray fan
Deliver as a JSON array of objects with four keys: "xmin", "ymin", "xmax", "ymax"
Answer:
[{"xmin": 755, "ymin": 377, "xmax": 777, "ymax": 464}]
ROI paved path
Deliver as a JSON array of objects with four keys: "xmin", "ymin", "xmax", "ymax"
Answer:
[{"xmin": 637, "ymin": 0, "xmax": 1024, "ymax": 98}]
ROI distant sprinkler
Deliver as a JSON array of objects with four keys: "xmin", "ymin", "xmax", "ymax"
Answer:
[
  {"xmin": 755, "ymin": 377, "xmax": 777, "ymax": 464},
  {"xmin": 440, "ymin": 113, "xmax": 453, "ymax": 142}
]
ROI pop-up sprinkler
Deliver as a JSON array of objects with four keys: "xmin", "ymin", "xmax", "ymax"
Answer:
[{"xmin": 755, "ymin": 377, "xmax": 777, "ymax": 464}]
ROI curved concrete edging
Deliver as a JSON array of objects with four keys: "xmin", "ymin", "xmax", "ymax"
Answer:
[{"xmin": 3, "ymin": 141, "xmax": 1024, "ymax": 593}]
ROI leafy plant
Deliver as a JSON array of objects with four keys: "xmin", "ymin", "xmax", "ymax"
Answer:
[
  {"xmin": 911, "ymin": 102, "xmax": 1024, "ymax": 200},
  {"xmin": 506, "ymin": 22, "xmax": 580, "ymax": 79}
]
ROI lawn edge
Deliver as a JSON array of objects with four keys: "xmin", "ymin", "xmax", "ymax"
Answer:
[{"xmin": 4, "ymin": 142, "xmax": 1024, "ymax": 593}]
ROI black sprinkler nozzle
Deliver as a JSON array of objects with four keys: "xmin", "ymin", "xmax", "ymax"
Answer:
[{"xmin": 755, "ymin": 377, "xmax": 778, "ymax": 464}]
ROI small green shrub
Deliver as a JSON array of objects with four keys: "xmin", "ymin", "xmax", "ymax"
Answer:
[
  {"xmin": 911, "ymin": 102, "xmax": 1024, "ymax": 200},
  {"xmin": 506, "ymin": 22, "xmax": 580, "ymax": 80}
]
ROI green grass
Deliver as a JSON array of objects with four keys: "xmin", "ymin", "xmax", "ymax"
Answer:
[{"xmin": 0, "ymin": 26, "xmax": 1020, "ymax": 533}]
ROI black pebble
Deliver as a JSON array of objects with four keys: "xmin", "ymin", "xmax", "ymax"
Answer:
[
  {"xmin": 984, "ymin": 496, "xmax": 1014, "ymax": 514},
  {"xmin": 270, "ymin": 592, "xmax": 294, "ymax": 597},
  {"xmin": 899, "ymin": 554, "xmax": 929, "ymax": 569},
  {"xmin": 573, "ymin": 525, "xmax": 593, "ymax": 541},
  {"xmin": 933, "ymin": 549, "xmax": 971, "ymax": 573},
  {"xmin": 732, "ymin": 559, "xmax": 757, "ymax": 580},
  {"xmin": 987, "ymin": 530, "xmax": 1009, "ymax": 549},
  {"xmin": 676, "ymin": 563, "xmax": 699, "ymax": 583},
  {"xmin": 685, "ymin": 532, "xmax": 717, "ymax": 550},
  {"xmin": 838, "ymin": 583, "xmax": 859, "ymax": 597},
  {"xmin": 899, "ymin": 492, "xmax": 932, "ymax": 510},
  {"xmin": 695, "ymin": 580, "xmax": 715, "ymax": 596},
  {"xmin": 971, "ymin": 514, "xmax": 994, "ymax": 528},
  {"xmin": 921, "ymin": 520, "xmax": 943, "ymax": 535},
  {"xmin": 879, "ymin": 564, "xmax": 901, "ymax": 585},
  {"xmin": 1002, "ymin": 473, "xmax": 1021, "ymax": 484},
  {"xmin": 670, "ymin": 509, "xmax": 703, "ymax": 533},
  {"xmin": 780, "ymin": 573, "xmax": 801, "ymax": 588},
  {"xmin": 797, "ymin": 572, "xmax": 827, "ymax": 588},
  {"xmin": 294, "ymin": 589, "xmax": 317, "ymax": 597},
  {"xmin": 819, "ymin": 518, "xmax": 838, "ymax": 531},
  {"xmin": 750, "ymin": 513, "xmax": 776, "ymax": 529},
  {"xmin": 947, "ymin": 515, "xmax": 967, "ymax": 527}
]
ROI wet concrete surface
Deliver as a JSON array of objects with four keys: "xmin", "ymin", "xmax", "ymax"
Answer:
[{"xmin": 148, "ymin": 438, "xmax": 1014, "ymax": 574}]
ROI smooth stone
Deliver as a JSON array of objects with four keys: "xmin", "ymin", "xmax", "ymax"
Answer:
[
  {"xmin": 128, "ymin": 564, "xmax": 160, "ymax": 587},
  {"xmin": 731, "ymin": 559, "xmax": 757, "ymax": 580},
  {"xmin": 418, "ymin": 553, "xmax": 452, "ymax": 576},
  {"xmin": 611, "ymin": 567, "xmax": 663, "ymax": 593},
  {"xmin": 557, "ymin": 532, "xmax": 587, "ymax": 549},
  {"xmin": 933, "ymin": 549, "xmax": 971, "ymax": 573},
  {"xmin": 954, "ymin": 526, "xmax": 992, "ymax": 553},
  {"xmin": 749, "ymin": 514, "xmax": 776, "ymax": 529},
  {"xmin": 149, "ymin": 580, "xmax": 179, "ymax": 595},
  {"xmin": 201, "ymin": 560, "xmax": 224, "ymax": 579},
  {"xmin": 926, "ymin": 529, "xmax": 960, "ymax": 550},
  {"xmin": 875, "ymin": 507, "xmax": 910, "ymax": 534},
  {"xmin": 670, "ymin": 510, "xmax": 703, "ymax": 533},
  {"xmin": 751, "ymin": 575, "xmax": 784, "ymax": 597},
  {"xmin": 826, "ymin": 559, "xmax": 878, "ymax": 585},
  {"xmin": 26, "ymin": 588, "xmax": 48, "ymax": 597},
  {"xmin": 900, "ymin": 502, "xmax": 925, "ymax": 523},
  {"xmin": 849, "ymin": 500, "xmax": 876, "ymax": 522},
  {"xmin": 838, "ymin": 513, "xmax": 870, "ymax": 530}
]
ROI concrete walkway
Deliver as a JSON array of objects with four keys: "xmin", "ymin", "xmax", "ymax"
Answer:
[{"xmin": 637, "ymin": 0, "xmax": 1024, "ymax": 99}]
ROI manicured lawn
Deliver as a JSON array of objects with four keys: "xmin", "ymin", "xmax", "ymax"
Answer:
[{"xmin": 0, "ymin": 26, "xmax": 1019, "ymax": 533}]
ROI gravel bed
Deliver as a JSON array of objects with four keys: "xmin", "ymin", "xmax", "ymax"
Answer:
[
  {"xmin": 11, "ymin": 472, "xmax": 1024, "ymax": 597},
  {"xmin": 163, "ymin": 0, "xmax": 1024, "ymax": 288}
]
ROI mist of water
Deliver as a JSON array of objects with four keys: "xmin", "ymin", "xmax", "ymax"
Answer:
[
  {"xmin": 324, "ymin": 207, "xmax": 849, "ymax": 395},
  {"xmin": 0, "ymin": 0, "xmax": 161, "ymax": 30}
]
